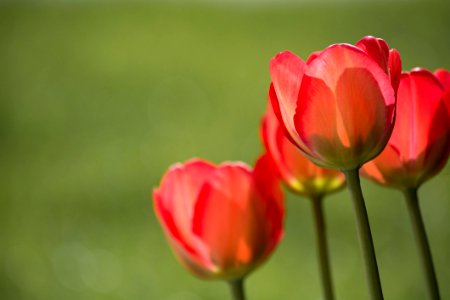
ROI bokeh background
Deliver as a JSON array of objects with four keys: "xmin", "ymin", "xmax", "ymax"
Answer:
[{"xmin": 1, "ymin": 0, "xmax": 450, "ymax": 299}]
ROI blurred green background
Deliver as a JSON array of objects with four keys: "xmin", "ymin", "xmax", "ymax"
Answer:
[{"xmin": 1, "ymin": 0, "xmax": 449, "ymax": 299}]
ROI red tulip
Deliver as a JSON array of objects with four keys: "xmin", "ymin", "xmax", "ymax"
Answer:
[
  {"xmin": 153, "ymin": 157, "xmax": 284, "ymax": 281},
  {"xmin": 262, "ymin": 100, "xmax": 345, "ymax": 197},
  {"xmin": 362, "ymin": 68, "xmax": 450, "ymax": 188},
  {"xmin": 269, "ymin": 36, "xmax": 401, "ymax": 170}
]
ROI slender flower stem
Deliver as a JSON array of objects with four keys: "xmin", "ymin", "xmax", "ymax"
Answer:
[
  {"xmin": 343, "ymin": 168, "xmax": 383, "ymax": 300},
  {"xmin": 311, "ymin": 195, "xmax": 335, "ymax": 300},
  {"xmin": 228, "ymin": 278, "xmax": 246, "ymax": 300},
  {"xmin": 403, "ymin": 188, "xmax": 440, "ymax": 300}
]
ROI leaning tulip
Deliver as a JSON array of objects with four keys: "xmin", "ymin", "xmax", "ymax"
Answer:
[
  {"xmin": 261, "ymin": 101, "xmax": 345, "ymax": 300},
  {"xmin": 269, "ymin": 36, "xmax": 401, "ymax": 299},
  {"xmin": 153, "ymin": 157, "xmax": 284, "ymax": 300},
  {"xmin": 362, "ymin": 68, "xmax": 450, "ymax": 299}
]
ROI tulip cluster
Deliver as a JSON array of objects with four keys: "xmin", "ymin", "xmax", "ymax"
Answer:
[{"xmin": 152, "ymin": 36, "xmax": 450, "ymax": 300}]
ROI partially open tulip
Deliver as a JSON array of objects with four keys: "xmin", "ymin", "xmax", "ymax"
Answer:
[
  {"xmin": 269, "ymin": 36, "xmax": 401, "ymax": 170},
  {"xmin": 261, "ymin": 100, "xmax": 345, "ymax": 197},
  {"xmin": 362, "ymin": 68, "xmax": 450, "ymax": 188},
  {"xmin": 153, "ymin": 157, "xmax": 284, "ymax": 281}
]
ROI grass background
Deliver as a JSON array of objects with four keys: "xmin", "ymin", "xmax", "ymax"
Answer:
[{"xmin": 1, "ymin": 1, "xmax": 450, "ymax": 299}]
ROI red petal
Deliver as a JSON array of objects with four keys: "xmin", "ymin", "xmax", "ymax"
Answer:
[
  {"xmin": 306, "ymin": 50, "xmax": 322, "ymax": 64},
  {"xmin": 356, "ymin": 36, "xmax": 390, "ymax": 73},
  {"xmin": 252, "ymin": 154, "xmax": 284, "ymax": 256},
  {"xmin": 361, "ymin": 144, "xmax": 406, "ymax": 187},
  {"xmin": 268, "ymin": 84, "xmax": 302, "ymax": 150},
  {"xmin": 262, "ymin": 102, "xmax": 298, "ymax": 187},
  {"xmin": 153, "ymin": 159, "xmax": 215, "ymax": 266},
  {"xmin": 389, "ymin": 69, "xmax": 447, "ymax": 170},
  {"xmin": 192, "ymin": 163, "xmax": 281, "ymax": 275},
  {"xmin": 269, "ymin": 51, "xmax": 306, "ymax": 142},
  {"xmin": 253, "ymin": 153, "xmax": 284, "ymax": 212},
  {"xmin": 435, "ymin": 68, "xmax": 450, "ymax": 115},
  {"xmin": 435, "ymin": 68, "xmax": 450, "ymax": 89},
  {"xmin": 295, "ymin": 44, "xmax": 395, "ymax": 169},
  {"xmin": 262, "ymin": 92, "xmax": 314, "ymax": 164},
  {"xmin": 388, "ymin": 49, "xmax": 402, "ymax": 95}
]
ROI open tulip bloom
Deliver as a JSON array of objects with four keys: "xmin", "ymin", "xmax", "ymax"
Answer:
[
  {"xmin": 261, "ymin": 101, "xmax": 345, "ymax": 299},
  {"xmin": 269, "ymin": 35, "xmax": 402, "ymax": 299},
  {"xmin": 153, "ymin": 156, "xmax": 284, "ymax": 300},
  {"xmin": 362, "ymin": 68, "xmax": 450, "ymax": 299}
]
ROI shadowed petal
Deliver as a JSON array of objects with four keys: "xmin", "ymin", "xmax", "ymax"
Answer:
[
  {"xmin": 435, "ymin": 68, "xmax": 450, "ymax": 115},
  {"xmin": 262, "ymin": 103, "xmax": 345, "ymax": 196}
]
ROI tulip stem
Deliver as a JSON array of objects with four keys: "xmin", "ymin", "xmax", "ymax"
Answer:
[
  {"xmin": 311, "ymin": 195, "xmax": 335, "ymax": 300},
  {"xmin": 403, "ymin": 188, "xmax": 440, "ymax": 300},
  {"xmin": 228, "ymin": 278, "xmax": 246, "ymax": 300},
  {"xmin": 343, "ymin": 168, "xmax": 383, "ymax": 300}
]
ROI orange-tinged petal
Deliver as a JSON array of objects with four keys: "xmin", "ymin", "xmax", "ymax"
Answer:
[
  {"xmin": 294, "ymin": 44, "xmax": 395, "ymax": 169},
  {"xmin": 361, "ymin": 144, "xmax": 406, "ymax": 187},
  {"xmin": 192, "ymin": 163, "xmax": 271, "ymax": 279}
]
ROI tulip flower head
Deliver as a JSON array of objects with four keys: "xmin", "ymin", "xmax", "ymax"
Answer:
[
  {"xmin": 153, "ymin": 157, "xmax": 284, "ymax": 281},
  {"xmin": 269, "ymin": 36, "xmax": 401, "ymax": 170},
  {"xmin": 262, "ymin": 100, "xmax": 345, "ymax": 197},
  {"xmin": 362, "ymin": 68, "xmax": 450, "ymax": 189}
]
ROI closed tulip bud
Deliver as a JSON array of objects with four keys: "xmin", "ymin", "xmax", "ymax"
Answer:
[
  {"xmin": 269, "ymin": 35, "xmax": 401, "ymax": 170},
  {"xmin": 153, "ymin": 157, "xmax": 284, "ymax": 281},
  {"xmin": 362, "ymin": 68, "xmax": 450, "ymax": 189}
]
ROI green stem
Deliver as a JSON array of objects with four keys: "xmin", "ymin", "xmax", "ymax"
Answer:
[
  {"xmin": 343, "ymin": 168, "xmax": 383, "ymax": 300},
  {"xmin": 403, "ymin": 188, "xmax": 440, "ymax": 300},
  {"xmin": 228, "ymin": 278, "xmax": 246, "ymax": 300},
  {"xmin": 311, "ymin": 195, "xmax": 335, "ymax": 300}
]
